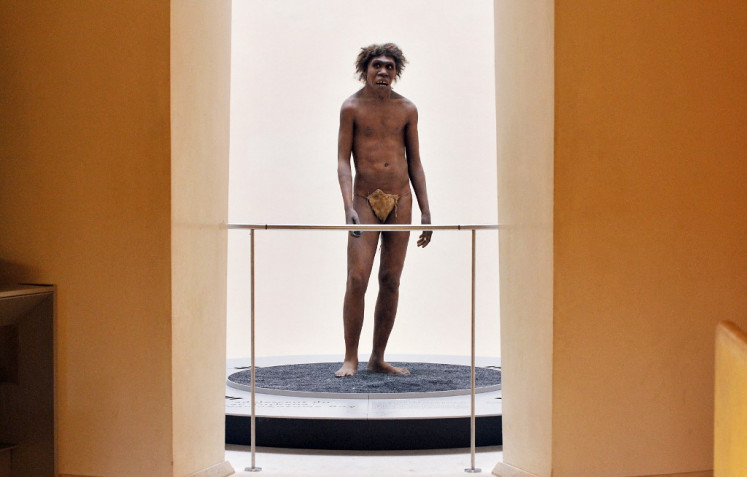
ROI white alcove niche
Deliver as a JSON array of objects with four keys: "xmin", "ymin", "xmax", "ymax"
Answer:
[{"xmin": 227, "ymin": 0, "xmax": 499, "ymax": 362}]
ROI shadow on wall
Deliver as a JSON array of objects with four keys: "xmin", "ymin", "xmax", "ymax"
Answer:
[{"xmin": 0, "ymin": 260, "xmax": 41, "ymax": 286}]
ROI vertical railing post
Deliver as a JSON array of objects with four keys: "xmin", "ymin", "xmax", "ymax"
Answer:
[
  {"xmin": 246, "ymin": 228, "xmax": 262, "ymax": 472},
  {"xmin": 465, "ymin": 229, "xmax": 481, "ymax": 473}
]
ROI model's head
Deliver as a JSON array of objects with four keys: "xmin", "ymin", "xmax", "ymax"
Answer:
[{"xmin": 355, "ymin": 43, "xmax": 407, "ymax": 83}]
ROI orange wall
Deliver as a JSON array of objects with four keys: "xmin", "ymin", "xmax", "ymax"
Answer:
[
  {"xmin": 554, "ymin": 1, "xmax": 747, "ymax": 475},
  {"xmin": 0, "ymin": 1, "xmax": 173, "ymax": 475},
  {"xmin": 1, "ymin": 2, "xmax": 232, "ymax": 475}
]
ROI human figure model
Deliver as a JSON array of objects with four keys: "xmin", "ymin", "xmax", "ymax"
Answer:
[{"xmin": 335, "ymin": 43, "xmax": 432, "ymax": 377}]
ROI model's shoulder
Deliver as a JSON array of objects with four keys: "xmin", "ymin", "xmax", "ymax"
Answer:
[
  {"xmin": 393, "ymin": 95, "xmax": 418, "ymax": 119},
  {"xmin": 339, "ymin": 96, "xmax": 361, "ymax": 124},
  {"xmin": 341, "ymin": 89, "xmax": 366, "ymax": 109},
  {"xmin": 393, "ymin": 93, "xmax": 417, "ymax": 110},
  {"xmin": 340, "ymin": 97, "xmax": 356, "ymax": 113}
]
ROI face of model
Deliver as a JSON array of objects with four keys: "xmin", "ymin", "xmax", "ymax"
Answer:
[{"xmin": 366, "ymin": 55, "xmax": 397, "ymax": 91}]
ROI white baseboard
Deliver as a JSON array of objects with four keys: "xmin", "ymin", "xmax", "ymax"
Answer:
[
  {"xmin": 492, "ymin": 461, "xmax": 540, "ymax": 477},
  {"xmin": 491, "ymin": 463, "xmax": 713, "ymax": 477},
  {"xmin": 643, "ymin": 472, "xmax": 712, "ymax": 477},
  {"xmin": 187, "ymin": 460, "xmax": 235, "ymax": 477}
]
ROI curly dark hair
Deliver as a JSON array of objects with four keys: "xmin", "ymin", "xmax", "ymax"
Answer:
[{"xmin": 355, "ymin": 43, "xmax": 407, "ymax": 82}]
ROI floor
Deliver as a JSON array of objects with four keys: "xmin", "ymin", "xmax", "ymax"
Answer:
[{"xmin": 226, "ymin": 445, "xmax": 502, "ymax": 477}]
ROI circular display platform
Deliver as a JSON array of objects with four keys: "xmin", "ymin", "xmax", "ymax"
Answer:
[
  {"xmin": 225, "ymin": 355, "xmax": 502, "ymax": 450},
  {"xmin": 227, "ymin": 361, "xmax": 501, "ymax": 398}
]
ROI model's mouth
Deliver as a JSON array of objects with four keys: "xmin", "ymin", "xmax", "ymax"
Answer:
[{"xmin": 376, "ymin": 81, "xmax": 389, "ymax": 86}]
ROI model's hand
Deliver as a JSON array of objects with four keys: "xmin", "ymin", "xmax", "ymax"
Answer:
[
  {"xmin": 346, "ymin": 208, "xmax": 361, "ymax": 237},
  {"xmin": 417, "ymin": 213, "xmax": 432, "ymax": 248}
]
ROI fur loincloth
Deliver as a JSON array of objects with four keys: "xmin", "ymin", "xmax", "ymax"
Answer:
[{"xmin": 366, "ymin": 189, "xmax": 399, "ymax": 222}]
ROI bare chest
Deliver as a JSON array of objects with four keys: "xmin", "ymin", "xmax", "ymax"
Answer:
[{"xmin": 353, "ymin": 106, "xmax": 408, "ymax": 140}]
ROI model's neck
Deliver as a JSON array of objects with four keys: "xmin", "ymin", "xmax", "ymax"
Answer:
[{"xmin": 364, "ymin": 85, "xmax": 392, "ymax": 101}]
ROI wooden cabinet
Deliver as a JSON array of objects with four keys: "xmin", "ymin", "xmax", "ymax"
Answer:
[{"xmin": 0, "ymin": 285, "xmax": 55, "ymax": 476}]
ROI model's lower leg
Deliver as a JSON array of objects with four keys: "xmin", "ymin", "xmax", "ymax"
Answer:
[
  {"xmin": 368, "ymin": 278, "xmax": 409, "ymax": 375},
  {"xmin": 368, "ymin": 230, "xmax": 410, "ymax": 375},
  {"xmin": 336, "ymin": 227, "xmax": 378, "ymax": 377},
  {"xmin": 335, "ymin": 277, "xmax": 366, "ymax": 377}
]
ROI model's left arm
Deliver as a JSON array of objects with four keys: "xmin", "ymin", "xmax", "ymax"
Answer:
[{"xmin": 405, "ymin": 104, "xmax": 432, "ymax": 248}]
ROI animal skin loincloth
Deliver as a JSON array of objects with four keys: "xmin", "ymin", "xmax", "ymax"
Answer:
[{"xmin": 365, "ymin": 189, "xmax": 399, "ymax": 222}]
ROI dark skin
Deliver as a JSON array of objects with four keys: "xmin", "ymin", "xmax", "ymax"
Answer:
[{"xmin": 336, "ymin": 55, "xmax": 432, "ymax": 377}]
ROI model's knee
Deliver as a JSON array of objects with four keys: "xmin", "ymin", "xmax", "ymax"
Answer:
[
  {"xmin": 378, "ymin": 270, "xmax": 401, "ymax": 292},
  {"xmin": 346, "ymin": 271, "xmax": 370, "ymax": 294}
]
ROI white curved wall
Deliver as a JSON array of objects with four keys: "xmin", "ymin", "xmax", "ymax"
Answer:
[{"xmin": 227, "ymin": 0, "xmax": 498, "ymax": 360}]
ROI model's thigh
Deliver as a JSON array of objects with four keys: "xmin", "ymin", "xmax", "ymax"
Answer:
[
  {"xmin": 379, "ymin": 194, "xmax": 413, "ymax": 278},
  {"xmin": 347, "ymin": 195, "xmax": 380, "ymax": 277}
]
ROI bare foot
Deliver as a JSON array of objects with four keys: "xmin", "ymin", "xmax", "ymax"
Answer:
[
  {"xmin": 367, "ymin": 359, "xmax": 410, "ymax": 375},
  {"xmin": 335, "ymin": 360, "xmax": 358, "ymax": 377}
]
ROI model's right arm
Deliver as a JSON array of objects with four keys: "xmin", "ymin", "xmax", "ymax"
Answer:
[{"xmin": 337, "ymin": 101, "xmax": 360, "ymax": 236}]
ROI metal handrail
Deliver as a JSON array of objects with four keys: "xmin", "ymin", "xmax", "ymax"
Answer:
[
  {"xmin": 229, "ymin": 222, "xmax": 499, "ymax": 473},
  {"xmin": 227, "ymin": 223, "xmax": 499, "ymax": 231}
]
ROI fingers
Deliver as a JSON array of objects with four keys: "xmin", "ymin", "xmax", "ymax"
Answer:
[
  {"xmin": 417, "ymin": 231, "xmax": 432, "ymax": 248},
  {"xmin": 349, "ymin": 214, "xmax": 361, "ymax": 237},
  {"xmin": 419, "ymin": 214, "xmax": 432, "ymax": 248}
]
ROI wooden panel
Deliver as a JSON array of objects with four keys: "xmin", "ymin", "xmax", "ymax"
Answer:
[{"xmin": 714, "ymin": 321, "xmax": 747, "ymax": 476}]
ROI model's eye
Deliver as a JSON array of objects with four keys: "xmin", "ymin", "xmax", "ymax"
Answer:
[{"xmin": 386, "ymin": 64, "xmax": 393, "ymax": 69}]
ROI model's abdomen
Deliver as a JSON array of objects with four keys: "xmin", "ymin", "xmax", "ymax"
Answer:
[{"xmin": 353, "ymin": 138, "xmax": 410, "ymax": 195}]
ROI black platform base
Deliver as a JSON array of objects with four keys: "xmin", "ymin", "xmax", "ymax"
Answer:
[{"xmin": 225, "ymin": 415, "xmax": 502, "ymax": 450}]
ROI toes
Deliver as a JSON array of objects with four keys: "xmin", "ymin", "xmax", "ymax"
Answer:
[{"xmin": 335, "ymin": 364, "xmax": 357, "ymax": 377}]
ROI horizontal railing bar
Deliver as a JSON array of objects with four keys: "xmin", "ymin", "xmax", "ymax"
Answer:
[{"xmin": 226, "ymin": 223, "xmax": 500, "ymax": 231}]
